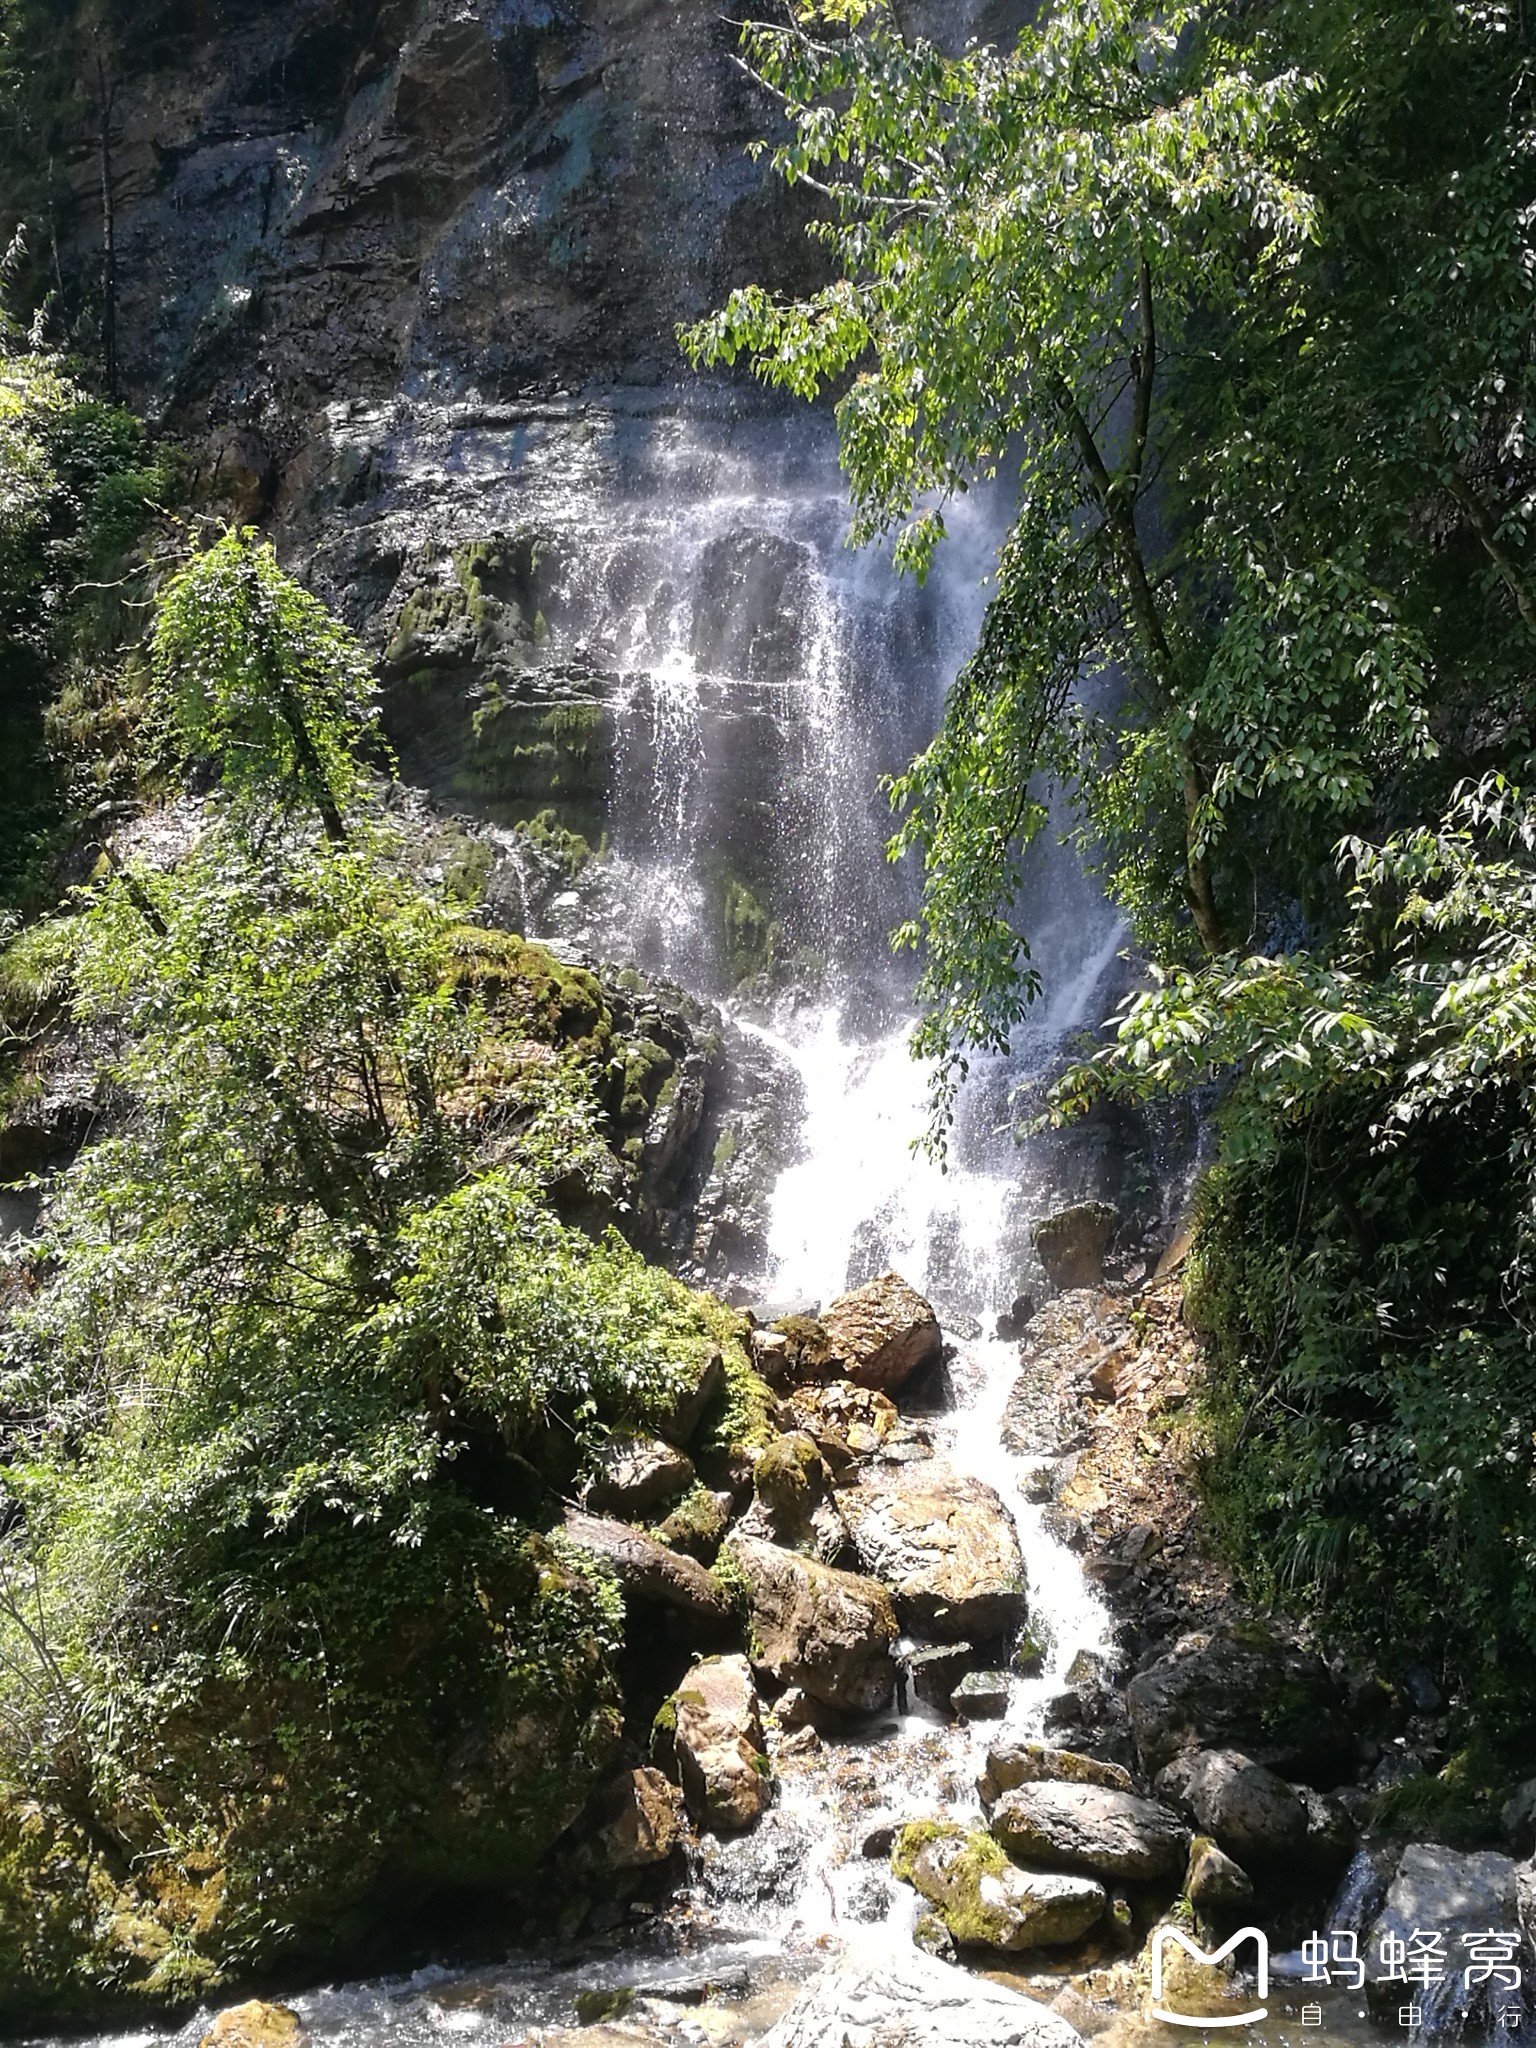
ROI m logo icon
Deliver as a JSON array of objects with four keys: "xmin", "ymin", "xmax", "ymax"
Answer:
[{"xmin": 1150, "ymin": 1924, "xmax": 1270, "ymax": 2028}]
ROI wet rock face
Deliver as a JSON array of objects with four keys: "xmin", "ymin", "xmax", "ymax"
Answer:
[
  {"xmin": 1032, "ymin": 1203, "xmax": 1119, "ymax": 1292},
  {"xmin": 1185, "ymin": 1835, "xmax": 1256, "ymax": 1917},
  {"xmin": 759, "ymin": 1935, "xmax": 1085, "ymax": 2048},
  {"xmin": 891, "ymin": 1822, "xmax": 1106, "ymax": 1954},
  {"xmin": 82, "ymin": 0, "xmax": 831, "ymax": 430},
  {"xmin": 1124, "ymin": 1629, "xmax": 1353, "ymax": 1782},
  {"xmin": 658, "ymin": 1652, "xmax": 772, "ymax": 1833},
  {"xmin": 837, "ymin": 1460, "xmax": 1028, "ymax": 1643},
  {"xmin": 690, "ymin": 530, "xmax": 815, "ymax": 682},
  {"xmin": 726, "ymin": 1534, "xmax": 897, "ymax": 1713},
  {"xmin": 989, "ymin": 1782, "xmax": 1190, "ymax": 1883}
]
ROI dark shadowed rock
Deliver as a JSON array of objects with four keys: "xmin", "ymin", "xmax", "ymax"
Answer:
[
  {"xmin": 595, "ymin": 1765, "xmax": 684, "ymax": 1869},
  {"xmin": 1124, "ymin": 1630, "xmax": 1352, "ymax": 1780},
  {"xmin": 584, "ymin": 1436, "xmax": 695, "ymax": 1516},
  {"xmin": 1156, "ymin": 1749, "xmax": 1308, "ymax": 1869}
]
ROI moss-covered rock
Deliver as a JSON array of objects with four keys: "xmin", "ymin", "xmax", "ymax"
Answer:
[{"xmin": 891, "ymin": 1821, "xmax": 1106, "ymax": 1953}]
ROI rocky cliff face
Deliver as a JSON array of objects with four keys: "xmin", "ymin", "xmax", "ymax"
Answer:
[{"xmin": 67, "ymin": 0, "xmax": 825, "ymax": 459}]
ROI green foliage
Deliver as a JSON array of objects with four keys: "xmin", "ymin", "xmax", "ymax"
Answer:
[
  {"xmin": 1062, "ymin": 775, "xmax": 1536, "ymax": 1710},
  {"xmin": 0, "ymin": 547, "xmax": 747, "ymax": 2016},
  {"xmin": 0, "ymin": 309, "xmax": 170, "ymax": 906},
  {"xmin": 685, "ymin": 0, "xmax": 1533, "ymax": 1133},
  {"xmin": 153, "ymin": 530, "xmax": 384, "ymax": 841}
]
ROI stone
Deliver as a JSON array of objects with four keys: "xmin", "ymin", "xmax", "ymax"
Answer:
[
  {"xmin": 979, "ymin": 1741, "xmax": 1135, "ymax": 1805},
  {"xmin": 1184, "ymin": 1835, "xmax": 1255, "ymax": 1916},
  {"xmin": 584, "ymin": 1436, "xmax": 695, "ymax": 1516},
  {"xmin": 199, "ymin": 2006, "xmax": 306, "ymax": 2048},
  {"xmin": 892, "ymin": 1822, "xmax": 1106, "ymax": 1953},
  {"xmin": 1296, "ymin": 1784, "xmax": 1358, "ymax": 1868},
  {"xmin": 837, "ymin": 1461, "xmax": 1028, "ymax": 1642},
  {"xmin": 563, "ymin": 1510, "xmax": 733, "ymax": 1627},
  {"xmin": 596, "ymin": 1766, "xmax": 683, "ymax": 1869},
  {"xmin": 653, "ymin": 1348, "xmax": 725, "ymax": 1445},
  {"xmin": 653, "ymin": 1487, "xmax": 731, "ymax": 1561},
  {"xmin": 951, "ymin": 1671, "xmax": 1010, "ymax": 1720},
  {"xmin": 1155, "ymin": 1749, "xmax": 1309, "ymax": 1869},
  {"xmin": 726, "ymin": 1535, "xmax": 897, "ymax": 1713},
  {"xmin": 990, "ymin": 1782, "xmax": 1189, "ymax": 1882},
  {"xmin": 1032, "ymin": 1204, "xmax": 1119, "ymax": 1291},
  {"xmin": 781, "ymin": 1379, "xmax": 901, "ymax": 1459},
  {"xmin": 904, "ymin": 1641, "xmax": 976, "ymax": 1712},
  {"xmin": 1124, "ymin": 1629, "xmax": 1352, "ymax": 1779},
  {"xmin": 757, "ymin": 1933, "xmax": 1085, "ymax": 2048},
  {"xmin": 913, "ymin": 1912, "xmax": 957, "ymax": 1961},
  {"xmin": 660, "ymin": 1654, "xmax": 772, "ymax": 1833},
  {"xmin": 754, "ymin": 1431, "xmax": 831, "ymax": 1522},
  {"xmin": 1367, "ymin": 1845, "xmax": 1523, "ymax": 2024},
  {"xmin": 820, "ymin": 1271, "xmax": 943, "ymax": 1392}
]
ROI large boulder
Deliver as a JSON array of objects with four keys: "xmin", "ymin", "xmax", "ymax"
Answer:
[
  {"xmin": 820, "ymin": 1272, "xmax": 943, "ymax": 1392},
  {"xmin": 1366, "ymin": 1845, "xmax": 1526, "ymax": 2025},
  {"xmin": 979, "ymin": 1740, "xmax": 1135, "ymax": 1805},
  {"xmin": 1032, "ymin": 1204, "xmax": 1118, "ymax": 1292},
  {"xmin": 990, "ymin": 1782, "xmax": 1189, "ymax": 1883},
  {"xmin": 892, "ymin": 1822, "xmax": 1105, "ymax": 1953},
  {"xmin": 1155, "ymin": 1749, "xmax": 1308, "ymax": 1869},
  {"xmin": 759, "ymin": 1934, "xmax": 1085, "ymax": 2048},
  {"xmin": 563, "ymin": 1509, "xmax": 733, "ymax": 1627},
  {"xmin": 657, "ymin": 1654, "xmax": 772, "ymax": 1833},
  {"xmin": 584, "ymin": 1436, "xmax": 695, "ymax": 1516},
  {"xmin": 726, "ymin": 1535, "xmax": 897, "ymax": 1713},
  {"xmin": 837, "ymin": 1461, "xmax": 1028, "ymax": 1643},
  {"xmin": 1124, "ymin": 1630, "xmax": 1352, "ymax": 1781}
]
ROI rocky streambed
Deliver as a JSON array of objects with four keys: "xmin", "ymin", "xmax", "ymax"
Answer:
[{"xmin": 98, "ymin": 1238, "xmax": 1536, "ymax": 2048}]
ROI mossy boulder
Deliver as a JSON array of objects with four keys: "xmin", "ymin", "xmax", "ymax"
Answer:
[
  {"xmin": 726, "ymin": 1534, "xmax": 897, "ymax": 1713},
  {"xmin": 891, "ymin": 1821, "xmax": 1106, "ymax": 1953},
  {"xmin": 199, "ymin": 2003, "xmax": 308, "ymax": 2048}
]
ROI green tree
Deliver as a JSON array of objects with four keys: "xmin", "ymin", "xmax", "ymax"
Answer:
[
  {"xmin": 0, "ymin": 545, "xmax": 749, "ymax": 2012},
  {"xmin": 684, "ymin": 0, "xmax": 1532, "ymax": 1124}
]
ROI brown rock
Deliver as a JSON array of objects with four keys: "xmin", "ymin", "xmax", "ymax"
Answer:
[
  {"xmin": 727, "ymin": 1534, "xmax": 897, "ymax": 1712},
  {"xmin": 562, "ymin": 1509, "xmax": 732, "ymax": 1626},
  {"xmin": 596, "ymin": 1765, "xmax": 683, "ymax": 1869},
  {"xmin": 837, "ymin": 1461, "xmax": 1027, "ymax": 1642},
  {"xmin": 1032, "ymin": 1204, "xmax": 1118, "ymax": 1292},
  {"xmin": 821, "ymin": 1272, "xmax": 942, "ymax": 1392},
  {"xmin": 199, "ymin": 2005, "xmax": 306, "ymax": 2048},
  {"xmin": 782, "ymin": 1379, "xmax": 901, "ymax": 1459},
  {"xmin": 979, "ymin": 1740, "xmax": 1135, "ymax": 1805},
  {"xmin": 664, "ymin": 1653, "xmax": 772, "ymax": 1832}
]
